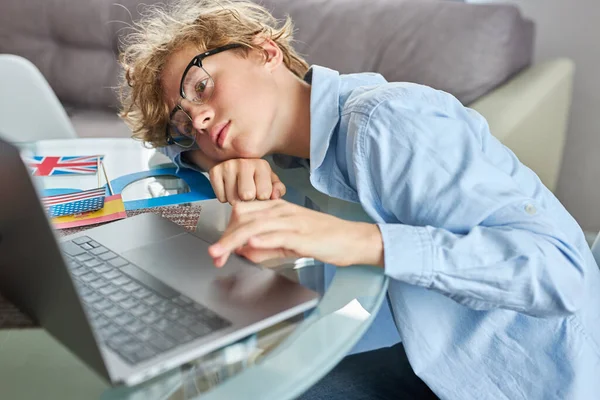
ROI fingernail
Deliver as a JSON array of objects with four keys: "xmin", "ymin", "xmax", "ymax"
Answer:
[
  {"xmin": 209, "ymin": 244, "xmax": 223, "ymax": 256},
  {"xmin": 272, "ymin": 189, "xmax": 280, "ymax": 199}
]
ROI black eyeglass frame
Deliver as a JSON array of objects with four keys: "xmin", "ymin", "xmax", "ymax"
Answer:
[{"xmin": 165, "ymin": 43, "xmax": 244, "ymax": 147}]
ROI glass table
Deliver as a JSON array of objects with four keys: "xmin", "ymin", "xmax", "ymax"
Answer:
[{"xmin": 0, "ymin": 138, "xmax": 388, "ymax": 400}]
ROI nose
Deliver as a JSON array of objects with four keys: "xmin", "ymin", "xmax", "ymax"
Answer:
[{"xmin": 186, "ymin": 102, "xmax": 215, "ymax": 133}]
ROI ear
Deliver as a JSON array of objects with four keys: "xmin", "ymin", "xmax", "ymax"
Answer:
[{"xmin": 256, "ymin": 37, "xmax": 283, "ymax": 72}]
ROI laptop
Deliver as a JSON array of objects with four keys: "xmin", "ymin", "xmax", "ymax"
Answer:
[{"xmin": 0, "ymin": 138, "xmax": 319, "ymax": 387}]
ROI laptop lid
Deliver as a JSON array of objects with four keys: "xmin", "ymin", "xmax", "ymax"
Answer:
[{"xmin": 0, "ymin": 138, "xmax": 111, "ymax": 382}]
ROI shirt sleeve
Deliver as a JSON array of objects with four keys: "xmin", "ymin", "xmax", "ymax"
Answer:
[
  {"xmin": 356, "ymin": 90, "xmax": 585, "ymax": 318},
  {"xmin": 157, "ymin": 143, "xmax": 204, "ymax": 173}
]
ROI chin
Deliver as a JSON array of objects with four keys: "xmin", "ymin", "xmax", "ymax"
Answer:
[{"xmin": 233, "ymin": 139, "xmax": 268, "ymax": 159}]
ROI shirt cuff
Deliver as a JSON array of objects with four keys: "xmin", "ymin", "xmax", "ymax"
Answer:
[
  {"xmin": 377, "ymin": 223, "xmax": 434, "ymax": 288},
  {"xmin": 174, "ymin": 151, "xmax": 204, "ymax": 173}
]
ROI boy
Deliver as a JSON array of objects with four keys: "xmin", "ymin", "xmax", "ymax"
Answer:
[{"xmin": 118, "ymin": 0, "xmax": 600, "ymax": 398}]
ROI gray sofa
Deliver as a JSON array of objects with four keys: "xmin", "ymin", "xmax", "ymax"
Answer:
[{"xmin": 0, "ymin": 0, "xmax": 573, "ymax": 192}]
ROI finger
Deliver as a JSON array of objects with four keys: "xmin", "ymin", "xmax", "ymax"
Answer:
[
  {"xmin": 254, "ymin": 164, "xmax": 273, "ymax": 200},
  {"xmin": 237, "ymin": 165, "xmax": 257, "ymax": 202},
  {"xmin": 224, "ymin": 169, "xmax": 241, "ymax": 205},
  {"xmin": 213, "ymin": 253, "xmax": 229, "ymax": 268},
  {"xmin": 209, "ymin": 216, "xmax": 298, "ymax": 258},
  {"xmin": 209, "ymin": 166, "xmax": 226, "ymax": 203},
  {"xmin": 236, "ymin": 246, "xmax": 292, "ymax": 264},
  {"xmin": 248, "ymin": 232, "xmax": 308, "ymax": 256},
  {"xmin": 228, "ymin": 199, "xmax": 287, "ymax": 221},
  {"xmin": 270, "ymin": 171, "xmax": 286, "ymax": 199}
]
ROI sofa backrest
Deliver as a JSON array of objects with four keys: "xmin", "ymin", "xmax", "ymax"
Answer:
[
  {"xmin": 260, "ymin": 0, "xmax": 535, "ymax": 105},
  {"xmin": 0, "ymin": 0, "xmax": 534, "ymax": 108}
]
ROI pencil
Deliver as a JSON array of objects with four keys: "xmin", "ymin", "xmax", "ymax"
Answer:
[{"xmin": 101, "ymin": 159, "xmax": 114, "ymax": 196}]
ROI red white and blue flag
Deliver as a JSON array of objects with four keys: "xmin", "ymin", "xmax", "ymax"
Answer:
[
  {"xmin": 42, "ymin": 188, "xmax": 106, "ymax": 218},
  {"xmin": 26, "ymin": 155, "xmax": 103, "ymax": 176}
]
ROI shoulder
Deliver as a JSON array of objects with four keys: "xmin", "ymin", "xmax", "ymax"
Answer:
[{"xmin": 343, "ymin": 81, "xmax": 452, "ymax": 118}]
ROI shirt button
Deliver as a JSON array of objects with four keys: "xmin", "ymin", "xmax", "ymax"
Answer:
[{"xmin": 524, "ymin": 204, "xmax": 537, "ymax": 215}]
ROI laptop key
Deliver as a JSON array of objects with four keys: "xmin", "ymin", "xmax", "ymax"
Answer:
[
  {"xmin": 84, "ymin": 259, "xmax": 103, "ymax": 268},
  {"xmin": 137, "ymin": 327, "xmax": 157, "ymax": 342},
  {"xmin": 142, "ymin": 294, "xmax": 162, "ymax": 306},
  {"xmin": 98, "ymin": 285, "xmax": 119, "ymax": 296},
  {"xmin": 73, "ymin": 236, "xmax": 92, "ymax": 245},
  {"xmin": 93, "ymin": 299, "xmax": 113, "ymax": 311},
  {"xmin": 80, "ymin": 243, "xmax": 93, "ymax": 251},
  {"xmin": 108, "ymin": 333, "xmax": 135, "ymax": 347},
  {"xmin": 108, "ymin": 257, "xmax": 129, "ymax": 268},
  {"xmin": 123, "ymin": 320, "xmax": 146, "ymax": 335},
  {"xmin": 103, "ymin": 306, "xmax": 123, "ymax": 319},
  {"xmin": 129, "ymin": 304, "xmax": 150, "ymax": 317},
  {"xmin": 166, "ymin": 326, "xmax": 195, "ymax": 344},
  {"xmin": 90, "ymin": 246, "xmax": 109, "ymax": 255},
  {"xmin": 82, "ymin": 292, "xmax": 103, "ymax": 304},
  {"xmin": 149, "ymin": 336, "xmax": 176, "ymax": 352},
  {"xmin": 98, "ymin": 324, "xmax": 121, "ymax": 340},
  {"xmin": 132, "ymin": 346, "xmax": 157, "ymax": 363},
  {"xmin": 109, "ymin": 290, "xmax": 129, "ymax": 303},
  {"xmin": 119, "ymin": 297, "xmax": 139, "ymax": 309},
  {"xmin": 89, "ymin": 278, "xmax": 110, "ymax": 290},
  {"xmin": 80, "ymin": 273, "xmax": 97, "ymax": 283},
  {"xmin": 93, "ymin": 316, "xmax": 110, "ymax": 329},
  {"xmin": 92, "ymin": 264, "xmax": 112, "ymax": 274},
  {"xmin": 99, "ymin": 252, "xmax": 118, "ymax": 261},
  {"xmin": 188, "ymin": 323, "xmax": 212, "ymax": 337},
  {"xmin": 61, "ymin": 241, "xmax": 87, "ymax": 257},
  {"xmin": 75, "ymin": 253, "xmax": 94, "ymax": 262},
  {"xmin": 132, "ymin": 288, "xmax": 152, "ymax": 300},
  {"xmin": 102, "ymin": 270, "xmax": 121, "ymax": 280},
  {"xmin": 71, "ymin": 267, "xmax": 88, "ymax": 277},
  {"xmin": 114, "ymin": 313, "xmax": 135, "ymax": 326},
  {"xmin": 122, "ymin": 282, "xmax": 142, "ymax": 293},
  {"xmin": 113, "ymin": 276, "xmax": 131, "ymax": 286},
  {"xmin": 154, "ymin": 319, "xmax": 171, "ymax": 331},
  {"xmin": 140, "ymin": 311, "xmax": 161, "ymax": 324}
]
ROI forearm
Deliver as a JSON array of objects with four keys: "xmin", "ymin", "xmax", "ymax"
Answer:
[
  {"xmin": 379, "ymin": 222, "xmax": 585, "ymax": 317},
  {"xmin": 182, "ymin": 149, "xmax": 217, "ymax": 172}
]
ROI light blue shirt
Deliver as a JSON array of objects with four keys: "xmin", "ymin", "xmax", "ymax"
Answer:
[{"xmin": 164, "ymin": 65, "xmax": 600, "ymax": 399}]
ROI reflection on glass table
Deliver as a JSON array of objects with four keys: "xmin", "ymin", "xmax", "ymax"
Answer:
[{"xmin": 120, "ymin": 175, "xmax": 191, "ymax": 203}]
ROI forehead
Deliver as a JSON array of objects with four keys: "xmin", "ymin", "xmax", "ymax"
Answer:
[{"xmin": 161, "ymin": 45, "xmax": 202, "ymax": 108}]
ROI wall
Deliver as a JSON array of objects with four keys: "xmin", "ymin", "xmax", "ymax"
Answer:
[{"xmin": 468, "ymin": 0, "xmax": 600, "ymax": 233}]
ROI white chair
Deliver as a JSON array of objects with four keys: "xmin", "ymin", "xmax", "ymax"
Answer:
[
  {"xmin": 592, "ymin": 233, "xmax": 600, "ymax": 268},
  {"xmin": 0, "ymin": 54, "xmax": 77, "ymax": 142}
]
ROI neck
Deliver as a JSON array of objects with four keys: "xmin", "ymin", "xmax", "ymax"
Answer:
[{"xmin": 270, "ymin": 69, "xmax": 312, "ymax": 159}]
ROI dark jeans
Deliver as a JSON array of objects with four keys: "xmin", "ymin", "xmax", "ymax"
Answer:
[{"xmin": 297, "ymin": 342, "xmax": 439, "ymax": 400}]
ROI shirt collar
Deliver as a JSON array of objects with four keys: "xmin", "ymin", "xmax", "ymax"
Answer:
[{"xmin": 304, "ymin": 65, "xmax": 341, "ymax": 173}]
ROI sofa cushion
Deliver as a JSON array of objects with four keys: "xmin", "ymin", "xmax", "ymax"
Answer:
[
  {"xmin": 0, "ymin": 0, "xmax": 142, "ymax": 109},
  {"xmin": 261, "ymin": 0, "xmax": 534, "ymax": 104},
  {"xmin": 0, "ymin": 0, "xmax": 534, "ymax": 108}
]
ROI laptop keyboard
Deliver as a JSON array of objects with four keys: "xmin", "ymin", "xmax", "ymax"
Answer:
[{"xmin": 61, "ymin": 236, "xmax": 232, "ymax": 366}]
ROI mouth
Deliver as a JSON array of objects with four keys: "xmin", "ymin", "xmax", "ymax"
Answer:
[{"xmin": 210, "ymin": 121, "xmax": 230, "ymax": 149}]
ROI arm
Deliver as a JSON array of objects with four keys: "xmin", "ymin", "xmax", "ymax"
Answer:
[
  {"xmin": 157, "ymin": 144, "xmax": 215, "ymax": 172},
  {"xmin": 356, "ymin": 94, "xmax": 585, "ymax": 318}
]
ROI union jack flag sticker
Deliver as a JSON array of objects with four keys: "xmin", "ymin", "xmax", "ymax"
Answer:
[{"xmin": 25, "ymin": 155, "xmax": 104, "ymax": 176}]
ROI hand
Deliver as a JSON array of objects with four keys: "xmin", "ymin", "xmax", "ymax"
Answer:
[
  {"xmin": 208, "ymin": 158, "xmax": 286, "ymax": 205},
  {"xmin": 207, "ymin": 199, "xmax": 384, "ymax": 268}
]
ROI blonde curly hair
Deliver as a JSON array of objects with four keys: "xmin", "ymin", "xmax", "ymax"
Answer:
[{"xmin": 118, "ymin": 0, "xmax": 309, "ymax": 147}]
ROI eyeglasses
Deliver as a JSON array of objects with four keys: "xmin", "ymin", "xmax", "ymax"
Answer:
[{"xmin": 165, "ymin": 43, "xmax": 243, "ymax": 148}]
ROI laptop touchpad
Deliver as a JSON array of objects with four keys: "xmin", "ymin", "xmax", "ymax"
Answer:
[{"xmin": 121, "ymin": 233, "xmax": 255, "ymax": 297}]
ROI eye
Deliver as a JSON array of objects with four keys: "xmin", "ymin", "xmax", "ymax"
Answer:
[{"xmin": 195, "ymin": 79, "xmax": 209, "ymax": 97}]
